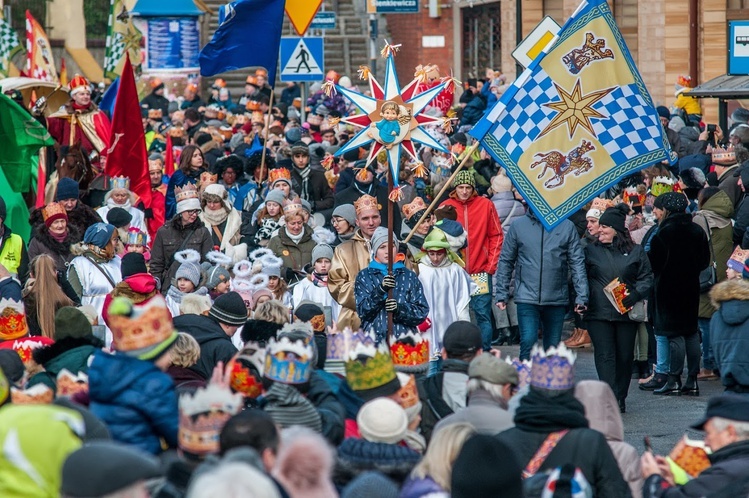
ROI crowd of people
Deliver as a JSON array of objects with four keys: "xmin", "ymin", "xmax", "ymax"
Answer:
[{"xmin": 0, "ymin": 65, "xmax": 748, "ymax": 497}]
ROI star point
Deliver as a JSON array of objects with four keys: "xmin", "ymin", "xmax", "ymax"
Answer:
[{"xmin": 539, "ymin": 80, "xmax": 613, "ymax": 139}]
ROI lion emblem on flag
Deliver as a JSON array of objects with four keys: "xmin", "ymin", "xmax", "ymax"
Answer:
[
  {"xmin": 562, "ymin": 32, "xmax": 614, "ymax": 74},
  {"xmin": 529, "ymin": 140, "xmax": 595, "ymax": 189}
]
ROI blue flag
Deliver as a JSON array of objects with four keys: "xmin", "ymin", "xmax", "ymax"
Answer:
[
  {"xmin": 99, "ymin": 77, "xmax": 119, "ymax": 118},
  {"xmin": 199, "ymin": 0, "xmax": 284, "ymax": 83},
  {"xmin": 470, "ymin": 0, "xmax": 673, "ymax": 230}
]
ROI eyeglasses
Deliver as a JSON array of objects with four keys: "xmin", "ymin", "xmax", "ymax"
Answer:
[
  {"xmin": 186, "ymin": 209, "xmax": 200, "ymax": 215},
  {"xmin": 331, "ymin": 217, "xmax": 345, "ymax": 224}
]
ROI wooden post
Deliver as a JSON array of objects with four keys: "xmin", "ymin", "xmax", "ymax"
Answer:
[
  {"xmin": 387, "ymin": 169, "xmax": 394, "ymax": 337},
  {"xmin": 257, "ymin": 89, "xmax": 275, "ymax": 185}
]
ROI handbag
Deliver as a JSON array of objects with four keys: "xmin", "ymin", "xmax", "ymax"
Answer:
[
  {"xmin": 696, "ymin": 215, "xmax": 717, "ymax": 293},
  {"xmin": 602, "ymin": 247, "xmax": 647, "ymax": 322}
]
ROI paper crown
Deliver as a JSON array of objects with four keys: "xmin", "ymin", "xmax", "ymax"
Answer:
[
  {"xmin": 0, "ymin": 299, "xmax": 28, "ymax": 341},
  {"xmin": 107, "ymin": 295, "xmax": 177, "ymax": 359},
  {"xmin": 125, "ymin": 228, "xmax": 147, "ymax": 246},
  {"xmin": 395, "ymin": 373, "xmax": 419, "ymax": 410},
  {"xmin": 589, "ymin": 197, "xmax": 614, "ymax": 213},
  {"xmin": 56, "ymin": 369, "xmax": 89, "ymax": 399},
  {"xmin": 712, "ymin": 145, "xmax": 736, "ymax": 165},
  {"xmin": 110, "ymin": 176, "xmax": 131, "ymax": 191},
  {"xmin": 148, "ymin": 108, "xmax": 163, "ymax": 120},
  {"xmin": 263, "ymin": 336, "xmax": 313, "ymax": 385},
  {"xmin": 651, "ymin": 176, "xmax": 675, "ymax": 197},
  {"xmin": 0, "ymin": 368, "xmax": 7, "ymax": 406},
  {"xmin": 727, "ymin": 246, "xmax": 749, "ymax": 272},
  {"xmin": 530, "ymin": 344, "xmax": 576, "ymax": 391},
  {"xmin": 268, "ymin": 168, "xmax": 292, "ymax": 186},
  {"xmin": 169, "ymin": 126, "xmax": 186, "ymax": 138},
  {"xmin": 401, "ymin": 197, "xmax": 428, "ymax": 221},
  {"xmin": 623, "ymin": 186, "xmax": 647, "ymax": 207},
  {"xmin": 175, "ymin": 183, "xmax": 199, "ymax": 203},
  {"xmin": 69, "ymin": 74, "xmax": 89, "ymax": 95},
  {"xmin": 283, "ymin": 198, "xmax": 303, "ymax": 216},
  {"xmin": 179, "ymin": 384, "xmax": 244, "ymax": 456},
  {"xmin": 508, "ymin": 357, "xmax": 532, "ymax": 389},
  {"xmin": 200, "ymin": 172, "xmax": 218, "ymax": 187},
  {"xmin": 354, "ymin": 194, "xmax": 379, "ymax": 215},
  {"xmin": 344, "ymin": 333, "xmax": 400, "ymax": 399},
  {"xmin": 11, "ymin": 384, "xmax": 54, "ymax": 405},
  {"xmin": 42, "ymin": 202, "xmax": 67, "ymax": 224},
  {"xmin": 227, "ymin": 355, "xmax": 263, "ymax": 399},
  {"xmin": 0, "ymin": 337, "xmax": 53, "ymax": 364},
  {"xmin": 676, "ymin": 75, "xmax": 692, "ymax": 88},
  {"xmin": 390, "ymin": 332, "xmax": 430, "ymax": 373}
]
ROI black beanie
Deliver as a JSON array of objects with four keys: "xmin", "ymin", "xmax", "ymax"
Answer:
[
  {"xmin": 655, "ymin": 191, "xmax": 688, "ymax": 213},
  {"xmin": 209, "ymin": 291, "xmax": 248, "ymax": 326},
  {"xmin": 598, "ymin": 203, "xmax": 629, "ymax": 233},
  {"xmin": 451, "ymin": 435, "xmax": 523, "ymax": 498},
  {"xmin": 106, "ymin": 207, "xmax": 133, "ymax": 228},
  {"xmin": 121, "ymin": 252, "xmax": 148, "ymax": 279},
  {"xmin": 0, "ymin": 350, "xmax": 24, "ymax": 383},
  {"xmin": 343, "ymin": 148, "xmax": 360, "ymax": 162},
  {"xmin": 294, "ymin": 302, "xmax": 325, "ymax": 333}
]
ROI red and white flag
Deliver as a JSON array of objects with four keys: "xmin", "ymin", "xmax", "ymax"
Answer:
[{"xmin": 25, "ymin": 10, "xmax": 57, "ymax": 82}]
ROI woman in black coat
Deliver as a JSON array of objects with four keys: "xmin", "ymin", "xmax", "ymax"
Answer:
[
  {"xmin": 648, "ymin": 192, "xmax": 710, "ymax": 395},
  {"xmin": 584, "ymin": 204, "xmax": 653, "ymax": 413}
]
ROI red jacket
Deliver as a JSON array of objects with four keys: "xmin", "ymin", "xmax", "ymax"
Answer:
[
  {"xmin": 148, "ymin": 184, "xmax": 167, "ymax": 245},
  {"xmin": 441, "ymin": 192, "xmax": 503, "ymax": 275}
]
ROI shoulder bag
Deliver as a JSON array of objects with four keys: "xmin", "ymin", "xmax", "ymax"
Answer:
[
  {"xmin": 602, "ymin": 247, "xmax": 647, "ymax": 322},
  {"xmin": 696, "ymin": 214, "xmax": 717, "ymax": 293}
]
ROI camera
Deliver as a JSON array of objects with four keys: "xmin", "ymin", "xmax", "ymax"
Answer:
[{"xmin": 707, "ymin": 124, "xmax": 716, "ymax": 132}]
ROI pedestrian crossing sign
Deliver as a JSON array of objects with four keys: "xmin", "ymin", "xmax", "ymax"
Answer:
[{"xmin": 280, "ymin": 37, "xmax": 324, "ymax": 82}]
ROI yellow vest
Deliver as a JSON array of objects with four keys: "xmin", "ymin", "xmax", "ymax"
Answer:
[{"xmin": 0, "ymin": 234, "xmax": 24, "ymax": 275}]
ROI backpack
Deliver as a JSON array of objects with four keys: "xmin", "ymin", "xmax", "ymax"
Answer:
[{"xmin": 524, "ymin": 463, "xmax": 592, "ymax": 498}]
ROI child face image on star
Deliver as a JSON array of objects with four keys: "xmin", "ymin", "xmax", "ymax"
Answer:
[{"xmin": 380, "ymin": 102, "xmax": 400, "ymax": 121}]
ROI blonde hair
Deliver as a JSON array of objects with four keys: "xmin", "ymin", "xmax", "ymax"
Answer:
[
  {"xmin": 170, "ymin": 333, "xmax": 201, "ymax": 368},
  {"xmin": 410, "ymin": 422, "xmax": 475, "ymax": 490},
  {"xmin": 253, "ymin": 300, "xmax": 289, "ymax": 325},
  {"xmin": 180, "ymin": 294, "xmax": 212, "ymax": 315},
  {"xmin": 380, "ymin": 101, "xmax": 399, "ymax": 116},
  {"xmin": 24, "ymin": 254, "xmax": 74, "ymax": 338}
]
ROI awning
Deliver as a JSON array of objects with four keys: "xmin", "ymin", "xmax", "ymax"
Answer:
[
  {"xmin": 131, "ymin": 0, "xmax": 204, "ymax": 16},
  {"xmin": 685, "ymin": 74, "xmax": 749, "ymax": 99}
]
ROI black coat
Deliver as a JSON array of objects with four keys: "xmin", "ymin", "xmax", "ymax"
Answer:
[
  {"xmin": 149, "ymin": 217, "xmax": 213, "ymax": 293},
  {"xmin": 416, "ymin": 359, "xmax": 469, "ymax": 442},
  {"xmin": 334, "ymin": 181, "xmax": 402, "ymax": 232},
  {"xmin": 173, "ymin": 314, "xmax": 237, "ymax": 380},
  {"xmin": 307, "ymin": 371, "xmax": 346, "ymax": 446},
  {"xmin": 648, "ymin": 213, "xmax": 710, "ymax": 336},
  {"xmin": 289, "ymin": 166, "xmax": 334, "ymax": 218}
]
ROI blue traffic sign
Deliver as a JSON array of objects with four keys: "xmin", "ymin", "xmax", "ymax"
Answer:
[
  {"xmin": 279, "ymin": 37, "xmax": 325, "ymax": 82},
  {"xmin": 310, "ymin": 12, "xmax": 336, "ymax": 30}
]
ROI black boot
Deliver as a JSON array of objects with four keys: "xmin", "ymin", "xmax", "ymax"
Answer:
[
  {"xmin": 618, "ymin": 398, "xmax": 626, "ymax": 414},
  {"xmin": 509, "ymin": 326, "xmax": 520, "ymax": 345},
  {"xmin": 639, "ymin": 373, "xmax": 667, "ymax": 391},
  {"xmin": 638, "ymin": 361, "xmax": 652, "ymax": 380},
  {"xmin": 681, "ymin": 376, "xmax": 699, "ymax": 396},
  {"xmin": 653, "ymin": 375, "xmax": 682, "ymax": 396}
]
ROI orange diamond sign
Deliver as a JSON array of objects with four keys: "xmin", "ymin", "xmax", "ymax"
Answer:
[{"xmin": 285, "ymin": 0, "xmax": 323, "ymax": 36}]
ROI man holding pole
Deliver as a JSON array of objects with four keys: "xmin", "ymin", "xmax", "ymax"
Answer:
[{"xmin": 440, "ymin": 170, "xmax": 503, "ymax": 351}]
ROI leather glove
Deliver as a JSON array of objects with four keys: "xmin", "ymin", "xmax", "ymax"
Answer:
[
  {"xmin": 621, "ymin": 289, "xmax": 641, "ymax": 309},
  {"xmin": 385, "ymin": 298, "xmax": 398, "ymax": 313},
  {"xmin": 380, "ymin": 274, "xmax": 396, "ymax": 293},
  {"xmin": 31, "ymin": 96, "xmax": 47, "ymax": 116}
]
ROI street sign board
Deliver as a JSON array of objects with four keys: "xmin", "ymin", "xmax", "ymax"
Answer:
[
  {"xmin": 366, "ymin": 0, "xmax": 419, "ymax": 14},
  {"xmin": 280, "ymin": 37, "xmax": 324, "ymax": 82},
  {"xmin": 512, "ymin": 16, "xmax": 561, "ymax": 69},
  {"xmin": 285, "ymin": 0, "xmax": 323, "ymax": 36},
  {"xmin": 729, "ymin": 21, "xmax": 749, "ymax": 75},
  {"xmin": 310, "ymin": 12, "xmax": 336, "ymax": 30}
]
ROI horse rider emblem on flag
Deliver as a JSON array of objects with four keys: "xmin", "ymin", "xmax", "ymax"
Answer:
[{"xmin": 470, "ymin": 0, "xmax": 673, "ymax": 230}]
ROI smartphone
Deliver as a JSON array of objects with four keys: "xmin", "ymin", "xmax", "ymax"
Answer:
[
  {"xmin": 707, "ymin": 124, "xmax": 716, "ymax": 146},
  {"xmin": 644, "ymin": 436, "xmax": 653, "ymax": 453}
]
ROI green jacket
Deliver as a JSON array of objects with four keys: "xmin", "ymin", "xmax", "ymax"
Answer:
[
  {"xmin": 27, "ymin": 340, "xmax": 98, "ymax": 393},
  {"xmin": 696, "ymin": 190, "xmax": 735, "ymax": 318}
]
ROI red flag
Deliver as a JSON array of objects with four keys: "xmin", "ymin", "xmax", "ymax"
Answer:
[
  {"xmin": 106, "ymin": 54, "xmax": 151, "ymax": 209},
  {"xmin": 164, "ymin": 133, "xmax": 175, "ymax": 176},
  {"xmin": 35, "ymin": 153, "xmax": 46, "ymax": 208}
]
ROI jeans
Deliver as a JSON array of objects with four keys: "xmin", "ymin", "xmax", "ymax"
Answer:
[
  {"xmin": 669, "ymin": 332, "xmax": 701, "ymax": 378},
  {"xmin": 655, "ymin": 335, "xmax": 670, "ymax": 374},
  {"xmin": 516, "ymin": 303, "xmax": 567, "ymax": 360},
  {"xmin": 588, "ymin": 320, "xmax": 638, "ymax": 401},
  {"xmin": 698, "ymin": 318, "xmax": 716, "ymax": 370},
  {"xmin": 470, "ymin": 275, "xmax": 494, "ymax": 351},
  {"xmin": 427, "ymin": 357, "xmax": 443, "ymax": 378}
]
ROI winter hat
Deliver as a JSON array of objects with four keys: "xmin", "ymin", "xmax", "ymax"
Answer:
[
  {"xmin": 738, "ymin": 166, "xmax": 749, "ymax": 189},
  {"xmin": 0, "ymin": 349, "xmax": 24, "ymax": 384},
  {"xmin": 106, "ymin": 207, "xmax": 132, "ymax": 228},
  {"xmin": 265, "ymin": 189, "xmax": 286, "ymax": 207},
  {"xmin": 175, "ymin": 250, "xmax": 202, "ymax": 288},
  {"xmin": 451, "ymin": 435, "xmax": 523, "ymax": 498},
  {"xmin": 679, "ymin": 167, "xmax": 707, "ymax": 190},
  {"xmin": 294, "ymin": 302, "xmax": 325, "ymax": 333},
  {"xmin": 332, "ymin": 204, "xmax": 357, "ymax": 226},
  {"xmin": 452, "ymin": 170, "xmax": 475, "ymax": 188},
  {"xmin": 54, "ymin": 307, "xmax": 93, "ymax": 341},
  {"xmin": 204, "ymin": 264, "xmax": 232, "ymax": 291},
  {"xmin": 469, "ymin": 354, "xmax": 519, "ymax": 386},
  {"xmin": 341, "ymin": 471, "xmax": 400, "ymax": 498},
  {"xmin": 678, "ymin": 154, "xmax": 711, "ymax": 174},
  {"xmin": 55, "ymin": 177, "xmax": 80, "ymax": 201},
  {"xmin": 209, "ymin": 292, "xmax": 248, "ymax": 326},
  {"xmin": 285, "ymin": 127, "xmax": 303, "ymax": 144},
  {"xmin": 291, "ymin": 141, "xmax": 309, "ymax": 156},
  {"xmin": 121, "ymin": 252, "xmax": 148, "ymax": 279},
  {"xmin": 369, "ymin": 226, "xmax": 395, "ymax": 260},
  {"xmin": 42, "ymin": 202, "xmax": 67, "ymax": 228},
  {"xmin": 598, "ymin": 204, "xmax": 629, "ymax": 233},
  {"xmin": 357, "ymin": 398, "xmax": 408, "ymax": 444},
  {"xmin": 732, "ymin": 107, "xmax": 749, "ymax": 124},
  {"xmin": 654, "ymin": 191, "xmax": 688, "ymax": 213},
  {"xmin": 342, "ymin": 148, "xmax": 360, "ymax": 162},
  {"xmin": 83, "ymin": 223, "xmax": 115, "ymax": 249},
  {"xmin": 260, "ymin": 254, "xmax": 284, "ymax": 279},
  {"xmin": 311, "ymin": 243, "xmax": 334, "ymax": 264},
  {"xmin": 656, "ymin": 106, "xmax": 670, "ymax": 121},
  {"xmin": 491, "ymin": 172, "xmax": 513, "ymax": 193},
  {"xmin": 251, "ymin": 287, "xmax": 273, "ymax": 307}
]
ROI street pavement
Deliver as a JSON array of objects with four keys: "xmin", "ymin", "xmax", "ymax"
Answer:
[{"xmin": 496, "ymin": 341, "xmax": 724, "ymax": 457}]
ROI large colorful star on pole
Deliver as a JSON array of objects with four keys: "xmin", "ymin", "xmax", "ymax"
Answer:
[{"xmin": 332, "ymin": 42, "xmax": 452, "ymax": 199}]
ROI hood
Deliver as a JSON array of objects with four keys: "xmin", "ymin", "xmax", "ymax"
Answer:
[
  {"xmin": 32, "ymin": 337, "xmax": 100, "ymax": 367},
  {"xmin": 710, "ymin": 279, "xmax": 749, "ymax": 325},
  {"xmin": 173, "ymin": 314, "xmax": 230, "ymax": 346},
  {"xmin": 448, "ymin": 189, "xmax": 478, "ymax": 204},
  {"xmin": 88, "ymin": 350, "xmax": 158, "ymax": 399},
  {"xmin": 574, "ymin": 380, "xmax": 624, "ymax": 442},
  {"xmin": 700, "ymin": 190, "xmax": 735, "ymax": 221}
]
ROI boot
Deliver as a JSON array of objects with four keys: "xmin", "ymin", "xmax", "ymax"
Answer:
[
  {"xmin": 564, "ymin": 328, "xmax": 581, "ymax": 347},
  {"xmin": 568, "ymin": 330, "xmax": 592, "ymax": 349},
  {"xmin": 509, "ymin": 326, "xmax": 520, "ymax": 345},
  {"xmin": 639, "ymin": 372, "xmax": 667, "ymax": 391},
  {"xmin": 653, "ymin": 375, "xmax": 682, "ymax": 396},
  {"xmin": 618, "ymin": 398, "xmax": 626, "ymax": 414},
  {"xmin": 681, "ymin": 375, "xmax": 699, "ymax": 396},
  {"xmin": 637, "ymin": 360, "xmax": 651, "ymax": 380}
]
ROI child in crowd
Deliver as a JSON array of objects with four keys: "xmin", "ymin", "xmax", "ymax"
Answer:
[
  {"xmin": 124, "ymin": 228, "xmax": 150, "ymax": 261},
  {"xmin": 165, "ymin": 250, "xmax": 209, "ymax": 317},
  {"xmin": 251, "ymin": 190, "xmax": 286, "ymax": 248},
  {"xmin": 202, "ymin": 251, "xmax": 233, "ymax": 301},
  {"xmin": 292, "ymin": 243, "xmax": 340, "ymax": 322}
]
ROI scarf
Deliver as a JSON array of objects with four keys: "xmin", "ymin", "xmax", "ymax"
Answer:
[
  {"xmin": 513, "ymin": 388, "xmax": 589, "ymax": 433},
  {"xmin": 50, "ymin": 230, "xmax": 69, "ymax": 243},
  {"xmin": 311, "ymin": 272, "xmax": 328, "ymax": 287},
  {"xmin": 338, "ymin": 230, "xmax": 355, "ymax": 243},
  {"xmin": 354, "ymin": 180, "xmax": 374, "ymax": 196},
  {"xmin": 285, "ymin": 227, "xmax": 305, "ymax": 244},
  {"xmin": 368, "ymin": 259, "xmax": 406, "ymax": 275},
  {"xmin": 294, "ymin": 165, "xmax": 311, "ymax": 200},
  {"xmin": 202, "ymin": 206, "xmax": 229, "ymax": 226},
  {"xmin": 106, "ymin": 197, "xmax": 132, "ymax": 210},
  {"xmin": 166, "ymin": 284, "xmax": 209, "ymax": 304}
]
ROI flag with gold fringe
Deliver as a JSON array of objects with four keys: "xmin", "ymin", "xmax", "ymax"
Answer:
[{"xmin": 470, "ymin": 0, "xmax": 673, "ymax": 230}]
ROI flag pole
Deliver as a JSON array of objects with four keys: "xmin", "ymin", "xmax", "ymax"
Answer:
[
  {"xmin": 258, "ymin": 88, "xmax": 275, "ymax": 185},
  {"xmin": 403, "ymin": 141, "xmax": 479, "ymax": 244},
  {"xmin": 387, "ymin": 165, "xmax": 394, "ymax": 338}
]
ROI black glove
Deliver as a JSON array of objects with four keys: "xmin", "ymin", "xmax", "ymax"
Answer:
[
  {"xmin": 621, "ymin": 289, "xmax": 641, "ymax": 309},
  {"xmin": 380, "ymin": 274, "xmax": 396, "ymax": 293},
  {"xmin": 385, "ymin": 298, "xmax": 398, "ymax": 313}
]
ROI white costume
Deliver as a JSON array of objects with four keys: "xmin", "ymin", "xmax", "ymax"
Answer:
[
  {"xmin": 418, "ymin": 259, "xmax": 476, "ymax": 355},
  {"xmin": 68, "ymin": 255, "xmax": 122, "ymax": 347},
  {"xmin": 97, "ymin": 199, "xmax": 149, "ymax": 244},
  {"xmin": 292, "ymin": 277, "xmax": 341, "ymax": 322}
]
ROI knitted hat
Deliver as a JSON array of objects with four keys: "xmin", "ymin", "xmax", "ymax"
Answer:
[
  {"xmin": 175, "ymin": 183, "xmax": 201, "ymax": 214},
  {"xmin": 294, "ymin": 302, "xmax": 325, "ymax": 333},
  {"xmin": 107, "ymin": 295, "xmax": 178, "ymax": 360},
  {"xmin": 369, "ymin": 226, "xmax": 395, "ymax": 260},
  {"xmin": 656, "ymin": 106, "xmax": 670, "ymax": 121},
  {"xmin": 0, "ymin": 350, "xmax": 24, "ymax": 384},
  {"xmin": 265, "ymin": 189, "xmax": 286, "ymax": 207},
  {"xmin": 332, "ymin": 204, "xmax": 357, "ymax": 225},
  {"xmin": 175, "ymin": 249, "xmax": 202, "ymax": 288},
  {"xmin": 491, "ymin": 173, "xmax": 513, "ymax": 193},
  {"xmin": 285, "ymin": 127, "xmax": 303, "ymax": 144},
  {"xmin": 452, "ymin": 170, "xmax": 475, "ymax": 188},
  {"xmin": 679, "ymin": 167, "xmax": 707, "ymax": 190},
  {"xmin": 54, "ymin": 307, "xmax": 93, "ymax": 341},
  {"xmin": 121, "ymin": 252, "xmax": 148, "ymax": 279},
  {"xmin": 598, "ymin": 204, "xmax": 629, "ymax": 233},
  {"xmin": 106, "ymin": 207, "xmax": 132, "ymax": 228},
  {"xmin": 42, "ymin": 202, "xmax": 67, "ymax": 228},
  {"xmin": 341, "ymin": 472, "xmax": 400, "ymax": 498},
  {"xmin": 357, "ymin": 398, "xmax": 407, "ymax": 444},
  {"xmin": 311, "ymin": 243, "xmax": 334, "ymax": 264},
  {"xmin": 83, "ymin": 223, "xmax": 115, "ymax": 249},
  {"xmin": 55, "ymin": 178, "xmax": 80, "ymax": 201},
  {"xmin": 654, "ymin": 191, "xmax": 688, "ymax": 213},
  {"xmin": 451, "ymin": 435, "xmax": 523, "ymax": 498},
  {"xmin": 209, "ymin": 292, "xmax": 248, "ymax": 326},
  {"xmin": 204, "ymin": 264, "xmax": 231, "ymax": 291}
]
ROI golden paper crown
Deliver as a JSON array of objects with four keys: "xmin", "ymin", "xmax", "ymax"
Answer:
[
  {"xmin": 147, "ymin": 108, "xmax": 163, "ymax": 120},
  {"xmin": 345, "ymin": 342, "xmax": 398, "ymax": 394},
  {"xmin": 401, "ymin": 197, "xmax": 428, "ymax": 221},
  {"xmin": 269, "ymin": 168, "xmax": 292, "ymax": 186},
  {"xmin": 0, "ymin": 300, "xmax": 28, "ymax": 341},
  {"xmin": 395, "ymin": 373, "xmax": 419, "ymax": 410},
  {"xmin": 179, "ymin": 384, "xmax": 243, "ymax": 456},
  {"xmin": 126, "ymin": 228, "xmax": 147, "ymax": 247},
  {"xmin": 390, "ymin": 334, "xmax": 430, "ymax": 373},
  {"xmin": 263, "ymin": 336, "xmax": 313, "ymax": 384},
  {"xmin": 200, "ymin": 172, "xmax": 218, "ymax": 187},
  {"xmin": 712, "ymin": 145, "xmax": 736, "ymax": 165},
  {"xmin": 11, "ymin": 384, "xmax": 54, "ymax": 405},
  {"xmin": 169, "ymin": 126, "xmax": 186, "ymax": 138},
  {"xmin": 175, "ymin": 183, "xmax": 199, "ymax": 203},
  {"xmin": 56, "ymin": 369, "xmax": 89, "ymax": 399},
  {"xmin": 283, "ymin": 198, "xmax": 303, "ymax": 216},
  {"xmin": 110, "ymin": 176, "xmax": 131, "ymax": 191},
  {"xmin": 529, "ymin": 344, "xmax": 576, "ymax": 391},
  {"xmin": 589, "ymin": 197, "xmax": 614, "ymax": 213},
  {"xmin": 354, "ymin": 194, "xmax": 379, "ymax": 215},
  {"xmin": 107, "ymin": 296, "xmax": 176, "ymax": 356},
  {"xmin": 42, "ymin": 202, "xmax": 67, "ymax": 223},
  {"xmin": 677, "ymin": 75, "xmax": 692, "ymax": 88}
]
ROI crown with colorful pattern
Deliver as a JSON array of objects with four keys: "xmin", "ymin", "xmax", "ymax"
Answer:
[
  {"xmin": 0, "ymin": 337, "xmax": 53, "ymax": 364},
  {"xmin": 283, "ymin": 198, "xmax": 303, "ymax": 216},
  {"xmin": 69, "ymin": 74, "xmax": 90, "ymax": 96},
  {"xmin": 651, "ymin": 176, "xmax": 674, "ymax": 197},
  {"xmin": 175, "ymin": 182, "xmax": 199, "ymax": 203},
  {"xmin": 390, "ymin": 332, "xmax": 430, "ymax": 373},
  {"xmin": 11, "ymin": 384, "xmax": 54, "ymax": 405},
  {"xmin": 395, "ymin": 373, "xmax": 419, "ymax": 410},
  {"xmin": 126, "ymin": 228, "xmax": 147, "ymax": 247},
  {"xmin": 529, "ymin": 343, "xmax": 576, "ymax": 391},
  {"xmin": 0, "ymin": 299, "xmax": 28, "ymax": 341},
  {"xmin": 354, "ymin": 194, "xmax": 379, "ymax": 215},
  {"xmin": 623, "ymin": 185, "xmax": 647, "ymax": 207},
  {"xmin": 179, "ymin": 384, "xmax": 244, "ymax": 456},
  {"xmin": 508, "ymin": 357, "xmax": 532, "ymax": 389},
  {"xmin": 42, "ymin": 202, "xmax": 67, "ymax": 224},
  {"xmin": 712, "ymin": 145, "xmax": 737, "ymax": 166},
  {"xmin": 344, "ymin": 332, "xmax": 399, "ymax": 400},
  {"xmin": 269, "ymin": 168, "xmax": 292, "ymax": 186},
  {"xmin": 325, "ymin": 327, "xmax": 366, "ymax": 374},
  {"xmin": 107, "ymin": 295, "xmax": 178, "ymax": 359},
  {"xmin": 263, "ymin": 336, "xmax": 313, "ymax": 385},
  {"xmin": 199, "ymin": 171, "xmax": 218, "ymax": 187},
  {"xmin": 55, "ymin": 369, "xmax": 89, "ymax": 399},
  {"xmin": 110, "ymin": 176, "xmax": 131, "ymax": 191},
  {"xmin": 227, "ymin": 355, "xmax": 263, "ymax": 399},
  {"xmin": 401, "ymin": 196, "xmax": 428, "ymax": 221}
]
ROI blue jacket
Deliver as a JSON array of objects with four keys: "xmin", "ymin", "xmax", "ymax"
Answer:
[
  {"xmin": 710, "ymin": 279, "xmax": 749, "ymax": 392},
  {"xmin": 165, "ymin": 169, "xmax": 204, "ymax": 220},
  {"xmin": 355, "ymin": 263, "xmax": 429, "ymax": 345},
  {"xmin": 88, "ymin": 351, "xmax": 178, "ymax": 454}
]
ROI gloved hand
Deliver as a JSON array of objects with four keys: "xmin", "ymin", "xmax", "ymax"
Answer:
[
  {"xmin": 385, "ymin": 298, "xmax": 398, "ymax": 313},
  {"xmin": 380, "ymin": 274, "xmax": 396, "ymax": 293},
  {"xmin": 31, "ymin": 96, "xmax": 47, "ymax": 116},
  {"xmin": 622, "ymin": 289, "xmax": 641, "ymax": 309}
]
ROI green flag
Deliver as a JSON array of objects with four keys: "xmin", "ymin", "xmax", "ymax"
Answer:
[{"xmin": 0, "ymin": 93, "xmax": 54, "ymax": 193}]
